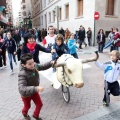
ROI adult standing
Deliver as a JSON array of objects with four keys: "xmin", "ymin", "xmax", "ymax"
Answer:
[
  {"xmin": 65, "ymin": 28, "xmax": 71, "ymax": 44},
  {"xmin": 0, "ymin": 32, "xmax": 17, "ymax": 74},
  {"xmin": 108, "ymin": 28, "xmax": 115, "ymax": 51},
  {"xmin": 41, "ymin": 28, "xmax": 47, "ymax": 41},
  {"xmin": 21, "ymin": 34, "xmax": 51, "ymax": 63},
  {"xmin": 78, "ymin": 26, "xmax": 87, "ymax": 49},
  {"xmin": 0, "ymin": 35, "xmax": 6, "ymax": 68},
  {"xmin": 42, "ymin": 26, "xmax": 57, "ymax": 49},
  {"xmin": 112, "ymin": 28, "xmax": 120, "ymax": 51},
  {"xmin": 86, "ymin": 27, "xmax": 92, "ymax": 46},
  {"xmin": 13, "ymin": 30, "xmax": 21, "ymax": 47},
  {"xmin": 38, "ymin": 29, "xmax": 42, "ymax": 42},
  {"xmin": 59, "ymin": 27, "xmax": 65, "ymax": 37},
  {"xmin": 97, "ymin": 29, "xmax": 106, "ymax": 53}
]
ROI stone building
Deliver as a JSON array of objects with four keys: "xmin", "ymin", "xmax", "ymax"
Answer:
[
  {"xmin": 31, "ymin": 0, "xmax": 120, "ymax": 45},
  {"xmin": 21, "ymin": 0, "xmax": 32, "ymax": 29}
]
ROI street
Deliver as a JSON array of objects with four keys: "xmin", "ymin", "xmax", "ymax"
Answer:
[{"xmin": 0, "ymin": 46, "xmax": 120, "ymax": 120}]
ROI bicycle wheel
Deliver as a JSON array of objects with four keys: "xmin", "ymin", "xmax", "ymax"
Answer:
[
  {"xmin": 61, "ymin": 85, "xmax": 70, "ymax": 103},
  {"xmin": 104, "ymin": 81, "xmax": 110, "ymax": 106}
]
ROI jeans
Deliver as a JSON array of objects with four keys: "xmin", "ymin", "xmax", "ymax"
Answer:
[
  {"xmin": 8, "ymin": 53, "xmax": 16, "ymax": 70},
  {"xmin": 71, "ymin": 52, "xmax": 78, "ymax": 59},
  {"xmin": 52, "ymin": 52, "xmax": 59, "ymax": 61},
  {"xmin": 113, "ymin": 46, "xmax": 119, "ymax": 51},
  {"xmin": 98, "ymin": 43, "xmax": 104, "ymax": 52},
  {"xmin": 21, "ymin": 92, "xmax": 43, "ymax": 117},
  {"xmin": 87, "ymin": 37, "xmax": 91, "ymax": 46},
  {"xmin": 79, "ymin": 39, "xmax": 87, "ymax": 48}
]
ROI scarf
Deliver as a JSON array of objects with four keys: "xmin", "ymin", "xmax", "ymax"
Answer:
[{"xmin": 27, "ymin": 42, "xmax": 36, "ymax": 54}]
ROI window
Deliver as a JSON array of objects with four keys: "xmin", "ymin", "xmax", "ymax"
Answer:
[
  {"xmin": 106, "ymin": 0, "xmax": 115, "ymax": 15},
  {"xmin": 23, "ymin": 5, "xmax": 26, "ymax": 9},
  {"xmin": 41, "ymin": 16, "xmax": 43, "ymax": 25},
  {"xmin": 23, "ymin": 11, "xmax": 26, "ymax": 16},
  {"xmin": 22, "ymin": 0, "xmax": 25, "ymax": 3},
  {"xmin": 49, "ymin": 12, "xmax": 51, "ymax": 22},
  {"xmin": 59, "ymin": 7, "xmax": 62, "ymax": 20},
  {"xmin": 44, "ymin": 0, "xmax": 46, "ymax": 8},
  {"xmin": 77, "ymin": 0, "xmax": 83, "ymax": 16},
  {"xmin": 65, "ymin": 4, "xmax": 69, "ymax": 19},
  {"xmin": 53, "ymin": 11, "xmax": 55, "ymax": 22}
]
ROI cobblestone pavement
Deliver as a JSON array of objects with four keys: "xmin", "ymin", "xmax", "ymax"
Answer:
[
  {"xmin": 97, "ymin": 110, "xmax": 120, "ymax": 120},
  {"xmin": 0, "ymin": 46, "xmax": 120, "ymax": 120}
]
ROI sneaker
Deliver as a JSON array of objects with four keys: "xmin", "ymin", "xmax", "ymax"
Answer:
[
  {"xmin": 23, "ymin": 114, "xmax": 31, "ymax": 120},
  {"xmin": 0, "ymin": 66, "xmax": 3, "ymax": 70},
  {"xmin": 103, "ymin": 100, "xmax": 109, "ymax": 106},
  {"xmin": 33, "ymin": 115, "xmax": 42, "ymax": 120},
  {"xmin": 53, "ymin": 68, "xmax": 56, "ymax": 72},
  {"xmin": 10, "ymin": 70, "xmax": 14, "ymax": 75},
  {"xmin": 3, "ymin": 65, "xmax": 7, "ymax": 68}
]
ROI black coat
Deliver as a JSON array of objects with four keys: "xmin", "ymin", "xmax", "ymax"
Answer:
[
  {"xmin": 13, "ymin": 33, "xmax": 21, "ymax": 43},
  {"xmin": 78, "ymin": 29, "xmax": 85, "ymax": 40},
  {"xmin": 97, "ymin": 34, "xmax": 106, "ymax": 44},
  {"xmin": 21, "ymin": 44, "xmax": 51, "ymax": 63}
]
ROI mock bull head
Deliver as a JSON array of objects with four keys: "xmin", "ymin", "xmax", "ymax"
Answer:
[{"xmin": 54, "ymin": 51, "xmax": 99, "ymax": 88}]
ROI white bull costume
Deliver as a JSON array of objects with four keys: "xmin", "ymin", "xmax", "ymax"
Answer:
[{"xmin": 54, "ymin": 51, "xmax": 99, "ymax": 88}]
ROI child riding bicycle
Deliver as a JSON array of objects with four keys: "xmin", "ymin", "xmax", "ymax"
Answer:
[{"xmin": 95, "ymin": 50, "xmax": 120, "ymax": 106}]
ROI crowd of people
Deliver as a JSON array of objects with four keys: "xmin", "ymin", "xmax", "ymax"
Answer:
[{"xmin": 0, "ymin": 25, "xmax": 120, "ymax": 120}]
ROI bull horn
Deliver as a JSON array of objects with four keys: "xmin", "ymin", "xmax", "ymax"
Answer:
[
  {"xmin": 81, "ymin": 51, "xmax": 99, "ymax": 63},
  {"xmin": 54, "ymin": 62, "xmax": 66, "ymax": 67}
]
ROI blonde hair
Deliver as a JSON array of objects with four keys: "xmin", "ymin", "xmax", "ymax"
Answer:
[{"xmin": 110, "ymin": 50, "xmax": 120, "ymax": 58}]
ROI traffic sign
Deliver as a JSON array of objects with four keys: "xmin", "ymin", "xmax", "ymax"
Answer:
[{"xmin": 94, "ymin": 12, "xmax": 100, "ymax": 20}]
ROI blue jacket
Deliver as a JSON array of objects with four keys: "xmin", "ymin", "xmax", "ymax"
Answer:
[
  {"xmin": 53, "ymin": 43, "xmax": 69, "ymax": 57},
  {"xmin": 68, "ymin": 39, "xmax": 78, "ymax": 54}
]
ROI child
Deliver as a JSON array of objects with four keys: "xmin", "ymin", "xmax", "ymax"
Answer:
[
  {"xmin": 18, "ymin": 53, "xmax": 53, "ymax": 120},
  {"xmin": 67, "ymin": 33, "xmax": 79, "ymax": 58},
  {"xmin": 51, "ymin": 34, "xmax": 69, "ymax": 72},
  {"xmin": 95, "ymin": 50, "xmax": 120, "ymax": 106}
]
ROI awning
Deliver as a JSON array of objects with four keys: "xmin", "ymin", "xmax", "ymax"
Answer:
[
  {"xmin": 0, "ymin": 14, "xmax": 8, "ymax": 24},
  {"xmin": 0, "ymin": 6, "xmax": 5, "ymax": 12}
]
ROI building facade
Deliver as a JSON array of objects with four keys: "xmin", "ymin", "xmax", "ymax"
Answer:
[
  {"xmin": 21, "ymin": 0, "xmax": 32, "ymax": 29},
  {"xmin": 6, "ymin": 0, "xmax": 14, "ymax": 27},
  {"xmin": 0, "ymin": 0, "xmax": 8, "ymax": 28},
  {"xmin": 31, "ymin": 0, "xmax": 120, "ymax": 45}
]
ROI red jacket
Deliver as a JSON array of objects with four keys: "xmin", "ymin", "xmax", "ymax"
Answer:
[{"xmin": 114, "ymin": 32, "xmax": 120, "ymax": 46}]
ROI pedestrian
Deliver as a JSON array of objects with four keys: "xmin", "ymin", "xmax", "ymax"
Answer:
[
  {"xmin": 65, "ymin": 28, "xmax": 71, "ymax": 44},
  {"xmin": 18, "ymin": 53, "xmax": 53, "ymax": 120},
  {"xmin": 0, "ymin": 32, "xmax": 17, "ymax": 74},
  {"xmin": 13, "ymin": 30, "xmax": 21, "ymax": 48},
  {"xmin": 97, "ymin": 29, "xmax": 106, "ymax": 53},
  {"xmin": 51, "ymin": 34, "xmax": 69, "ymax": 72},
  {"xmin": 0, "ymin": 35, "xmax": 6, "ymax": 69},
  {"xmin": 86, "ymin": 27, "xmax": 92, "ymax": 46},
  {"xmin": 78, "ymin": 26, "xmax": 87, "ymax": 49},
  {"xmin": 42, "ymin": 26, "xmax": 57, "ymax": 49},
  {"xmin": 112, "ymin": 28, "xmax": 120, "ymax": 51},
  {"xmin": 108, "ymin": 28, "xmax": 115, "ymax": 52},
  {"xmin": 95, "ymin": 50, "xmax": 120, "ymax": 106},
  {"xmin": 67, "ymin": 33, "xmax": 79, "ymax": 58},
  {"xmin": 21, "ymin": 33, "xmax": 52, "ymax": 63}
]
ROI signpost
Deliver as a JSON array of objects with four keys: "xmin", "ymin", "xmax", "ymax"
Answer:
[{"xmin": 93, "ymin": 12, "xmax": 100, "ymax": 46}]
